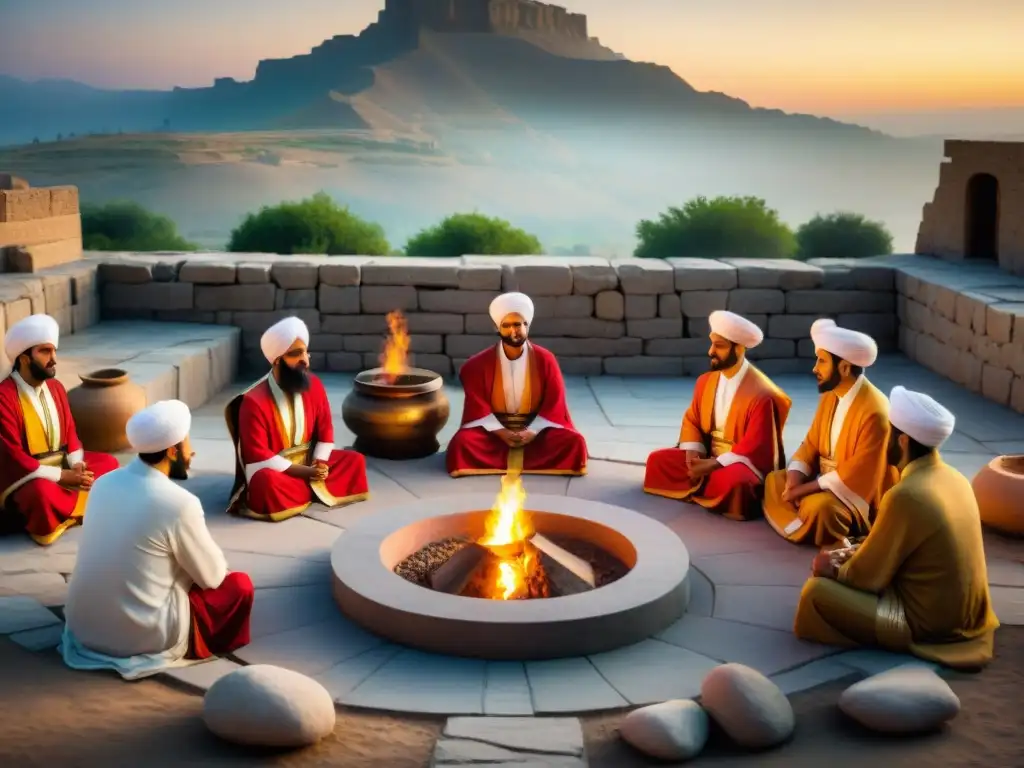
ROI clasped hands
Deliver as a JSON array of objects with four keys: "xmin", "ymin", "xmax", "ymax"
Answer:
[
  {"xmin": 781, "ymin": 470, "xmax": 815, "ymax": 505},
  {"xmin": 60, "ymin": 462, "xmax": 94, "ymax": 490},
  {"xmin": 495, "ymin": 428, "xmax": 538, "ymax": 447},
  {"xmin": 681, "ymin": 448, "xmax": 718, "ymax": 482},
  {"xmin": 292, "ymin": 460, "xmax": 329, "ymax": 482}
]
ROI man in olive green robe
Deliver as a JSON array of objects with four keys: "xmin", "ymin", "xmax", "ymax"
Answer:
[{"xmin": 794, "ymin": 386, "xmax": 1000, "ymax": 669}]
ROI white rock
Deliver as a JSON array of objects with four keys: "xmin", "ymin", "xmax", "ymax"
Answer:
[
  {"xmin": 203, "ymin": 664, "xmax": 336, "ymax": 747},
  {"xmin": 839, "ymin": 666, "xmax": 960, "ymax": 733},
  {"xmin": 620, "ymin": 699, "xmax": 709, "ymax": 761},
  {"xmin": 700, "ymin": 663, "xmax": 794, "ymax": 749}
]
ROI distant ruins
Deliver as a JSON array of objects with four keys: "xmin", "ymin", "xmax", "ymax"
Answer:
[
  {"xmin": 380, "ymin": 0, "xmax": 589, "ymax": 38},
  {"xmin": 247, "ymin": 0, "xmax": 614, "ymax": 93},
  {"xmin": 915, "ymin": 140, "xmax": 1024, "ymax": 275}
]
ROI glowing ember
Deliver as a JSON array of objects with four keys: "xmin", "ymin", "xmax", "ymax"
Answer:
[
  {"xmin": 477, "ymin": 474, "xmax": 540, "ymax": 601},
  {"xmin": 378, "ymin": 310, "xmax": 410, "ymax": 384}
]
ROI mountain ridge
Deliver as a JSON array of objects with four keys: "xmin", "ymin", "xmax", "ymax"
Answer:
[{"xmin": 0, "ymin": 0, "xmax": 900, "ymax": 146}]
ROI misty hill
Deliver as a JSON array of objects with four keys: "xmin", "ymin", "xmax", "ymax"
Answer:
[{"xmin": 0, "ymin": 0, "xmax": 896, "ymax": 148}]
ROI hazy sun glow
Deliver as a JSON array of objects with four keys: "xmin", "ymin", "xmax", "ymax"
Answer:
[{"xmin": 0, "ymin": 0, "xmax": 1020, "ymax": 115}]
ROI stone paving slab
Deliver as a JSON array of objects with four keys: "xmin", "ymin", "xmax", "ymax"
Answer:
[
  {"xmin": 433, "ymin": 716, "xmax": 586, "ymax": 767},
  {"xmin": 9, "ymin": 621, "xmax": 64, "ymax": 653},
  {"xmin": 482, "ymin": 662, "xmax": 535, "ymax": 716},
  {"xmin": 1, "ymin": 353, "xmax": 1022, "ymax": 719},
  {"xmin": 586, "ymin": 638, "xmax": 719, "ymax": 705},
  {"xmin": 162, "ymin": 658, "xmax": 242, "ymax": 691}
]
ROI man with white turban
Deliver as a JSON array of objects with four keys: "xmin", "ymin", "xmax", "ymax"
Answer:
[
  {"xmin": 224, "ymin": 316, "xmax": 368, "ymax": 521},
  {"xmin": 763, "ymin": 318, "xmax": 899, "ymax": 546},
  {"xmin": 644, "ymin": 311, "xmax": 792, "ymax": 519},
  {"xmin": 447, "ymin": 292, "xmax": 588, "ymax": 477},
  {"xmin": 61, "ymin": 400, "xmax": 255, "ymax": 679},
  {"xmin": 795, "ymin": 386, "xmax": 999, "ymax": 669},
  {"xmin": 0, "ymin": 314, "xmax": 119, "ymax": 546}
]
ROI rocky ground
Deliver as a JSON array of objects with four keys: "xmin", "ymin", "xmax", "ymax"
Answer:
[{"xmin": 0, "ymin": 627, "xmax": 1020, "ymax": 767}]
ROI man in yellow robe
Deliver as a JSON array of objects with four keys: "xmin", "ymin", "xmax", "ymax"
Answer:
[
  {"xmin": 763, "ymin": 319, "xmax": 898, "ymax": 546},
  {"xmin": 644, "ymin": 311, "xmax": 792, "ymax": 520},
  {"xmin": 794, "ymin": 386, "xmax": 1000, "ymax": 669}
]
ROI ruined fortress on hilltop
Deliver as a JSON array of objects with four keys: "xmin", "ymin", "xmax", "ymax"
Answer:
[
  {"xmin": 242, "ymin": 0, "xmax": 614, "ymax": 92},
  {"xmin": 379, "ymin": 0, "xmax": 589, "ymax": 39}
]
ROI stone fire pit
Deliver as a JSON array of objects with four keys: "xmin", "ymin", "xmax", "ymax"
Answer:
[
  {"xmin": 340, "ymin": 367, "xmax": 450, "ymax": 459},
  {"xmin": 330, "ymin": 492, "xmax": 691, "ymax": 659}
]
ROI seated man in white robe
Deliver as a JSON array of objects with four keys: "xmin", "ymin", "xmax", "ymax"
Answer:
[{"xmin": 61, "ymin": 400, "xmax": 254, "ymax": 680}]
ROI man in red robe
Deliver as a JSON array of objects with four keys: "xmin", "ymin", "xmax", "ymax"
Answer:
[
  {"xmin": 446, "ymin": 292, "xmax": 588, "ymax": 477},
  {"xmin": 0, "ymin": 314, "xmax": 119, "ymax": 546},
  {"xmin": 644, "ymin": 311, "xmax": 792, "ymax": 520},
  {"xmin": 225, "ymin": 316, "xmax": 369, "ymax": 521}
]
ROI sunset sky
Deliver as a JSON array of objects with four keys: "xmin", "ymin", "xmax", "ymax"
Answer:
[{"xmin": 0, "ymin": 0, "xmax": 1021, "ymax": 117}]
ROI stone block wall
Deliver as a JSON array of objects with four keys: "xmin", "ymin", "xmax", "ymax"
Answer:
[
  {"xmin": 894, "ymin": 254, "xmax": 1024, "ymax": 414},
  {"xmin": 94, "ymin": 253, "xmax": 897, "ymax": 377},
  {"xmin": 0, "ymin": 182, "xmax": 84, "ymax": 273},
  {"xmin": 0, "ymin": 261, "xmax": 100, "ymax": 351}
]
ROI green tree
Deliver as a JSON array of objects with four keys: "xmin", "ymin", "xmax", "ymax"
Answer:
[
  {"xmin": 82, "ymin": 201, "xmax": 197, "ymax": 251},
  {"xmin": 404, "ymin": 212, "xmax": 542, "ymax": 257},
  {"xmin": 795, "ymin": 212, "xmax": 894, "ymax": 261},
  {"xmin": 228, "ymin": 192, "xmax": 389, "ymax": 255},
  {"xmin": 634, "ymin": 196, "xmax": 797, "ymax": 260}
]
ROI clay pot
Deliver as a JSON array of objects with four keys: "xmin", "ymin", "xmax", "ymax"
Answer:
[
  {"xmin": 66, "ymin": 368, "xmax": 147, "ymax": 453},
  {"xmin": 971, "ymin": 455, "xmax": 1024, "ymax": 537},
  {"xmin": 341, "ymin": 367, "xmax": 450, "ymax": 460}
]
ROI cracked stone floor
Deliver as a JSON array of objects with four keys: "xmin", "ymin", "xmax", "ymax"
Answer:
[{"xmin": 1, "ymin": 353, "xmax": 1022, "ymax": 719}]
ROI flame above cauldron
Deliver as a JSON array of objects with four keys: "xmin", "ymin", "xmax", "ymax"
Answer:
[{"xmin": 378, "ymin": 310, "xmax": 410, "ymax": 384}]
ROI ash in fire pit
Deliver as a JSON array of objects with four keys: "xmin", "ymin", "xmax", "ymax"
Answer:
[
  {"xmin": 393, "ymin": 474, "xmax": 631, "ymax": 600},
  {"xmin": 341, "ymin": 310, "xmax": 450, "ymax": 459}
]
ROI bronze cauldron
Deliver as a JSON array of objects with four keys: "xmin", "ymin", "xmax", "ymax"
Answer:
[{"xmin": 341, "ymin": 367, "xmax": 450, "ymax": 460}]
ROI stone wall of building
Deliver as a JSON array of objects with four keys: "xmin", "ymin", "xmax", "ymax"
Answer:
[
  {"xmin": 894, "ymin": 254, "xmax": 1024, "ymax": 414},
  {"xmin": 94, "ymin": 253, "xmax": 897, "ymax": 378},
  {"xmin": 915, "ymin": 140, "xmax": 1024, "ymax": 275},
  {"xmin": 0, "ymin": 181, "xmax": 83, "ymax": 273},
  {"xmin": 0, "ymin": 261, "xmax": 100, "ymax": 347}
]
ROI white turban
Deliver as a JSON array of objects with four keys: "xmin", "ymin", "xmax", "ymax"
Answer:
[
  {"xmin": 126, "ymin": 399, "xmax": 192, "ymax": 454},
  {"xmin": 4, "ymin": 313, "xmax": 59, "ymax": 365},
  {"xmin": 811, "ymin": 319, "xmax": 878, "ymax": 368},
  {"xmin": 889, "ymin": 386, "xmax": 955, "ymax": 448},
  {"xmin": 261, "ymin": 316, "xmax": 310, "ymax": 364},
  {"xmin": 708, "ymin": 310, "xmax": 763, "ymax": 349},
  {"xmin": 489, "ymin": 292, "xmax": 535, "ymax": 327}
]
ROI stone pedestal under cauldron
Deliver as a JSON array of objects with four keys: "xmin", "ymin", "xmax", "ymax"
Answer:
[
  {"xmin": 67, "ymin": 368, "xmax": 146, "ymax": 453},
  {"xmin": 341, "ymin": 367, "xmax": 449, "ymax": 460}
]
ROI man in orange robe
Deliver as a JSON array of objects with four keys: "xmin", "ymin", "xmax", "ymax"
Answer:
[
  {"xmin": 644, "ymin": 311, "xmax": 791, "ymax": 520},
  {"xmin": 763, "ymin": 319, "xmax": 899, "ymax": 546},
  {"xmin": 0, "ymin": 314, "xmax": 119, "ymax": 545},
  {"xmin": 225, "ymin": 316, "xmax": 369, "ymax": 521},
  {"xmin": 446, "ymin": 292, "xmax": 588, "ymax": 477}
]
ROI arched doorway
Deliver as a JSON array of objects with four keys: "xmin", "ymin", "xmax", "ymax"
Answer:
[{"xmin": 964, "ymin": 173, "xmax": 999, "ymax": 260}]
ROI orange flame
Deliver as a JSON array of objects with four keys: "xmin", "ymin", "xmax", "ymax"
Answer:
[
  {"xmin": 477, "ymin": 474, "xmax": 536, "ymax": 600},
  {"xmin": 378, "ymin": 310, "xmax": 410, "ymax": 384}
]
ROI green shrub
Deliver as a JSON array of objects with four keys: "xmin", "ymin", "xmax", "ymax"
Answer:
[
  {"xmin": 404, "ymin": 212, "xmax": 542, "ymax": 257},
  {"xmin": 634, "ymin": 196, "xmax": 796, "ymax": 260},
  {"xmin": 795, "ymin": 212, "xmax": 894, "ymax": 261},
  {"xmin": 228, "ymin": 192, "xmax": 390, "ymax": 255},
  {"xmin": 81, "ymin": 201, "xmax": 196, "ymax": 251}
]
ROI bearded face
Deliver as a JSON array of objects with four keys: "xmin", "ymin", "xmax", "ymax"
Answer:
[
  {"xmin": 498, "ymin": 314, "xmax": 528, "ymax": 348},
  {"xmin": 276, "ymin": 355, "xmax": 311, "ymax": 394},
  {"xmin": 21, "ymin": 345, "xmax": 57, "ymax": 382}
]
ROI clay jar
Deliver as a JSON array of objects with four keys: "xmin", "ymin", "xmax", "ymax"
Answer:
[
  {"xmin": 971, "ymin": 455, "xmax": 1024, "ymax": 537},
  {"xmin": 67, "ymin": 368, "xmax": 147, "ymax": 453}
]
